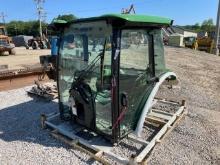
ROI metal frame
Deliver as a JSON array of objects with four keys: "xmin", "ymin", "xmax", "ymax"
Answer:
[
  {"xmin": 111, "ymin": 27, "xmax": 121, "ymax": 143},
  {"xmin": 134, "ymin": 71, "xmax": 177, "ymax": 137},
  {"xmin": 114, "ymin": 27, "xmax": 158, "ymax": 142},
  {"xmin": 56, "ymin": 19, "xmax": 175, "ymax": 144},
  {"xmin": 41, "ymin": 98, "xmax": 186, "ymax": 165}
]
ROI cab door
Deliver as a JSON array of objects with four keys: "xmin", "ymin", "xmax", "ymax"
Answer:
[{"xmin": 118, "ymin": 29, "xmax": 155, "ymax": 137}]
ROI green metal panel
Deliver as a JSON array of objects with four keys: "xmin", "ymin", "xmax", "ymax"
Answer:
[
  {"xmin": 52, "ymin": 14, "xmax": 172, "ymax": 27},
  {"xmin": 100, "ymin": 14, "xmax": 172, "ymax": 25}
]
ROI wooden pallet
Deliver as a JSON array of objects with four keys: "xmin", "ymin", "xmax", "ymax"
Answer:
[{"xmin": 41, "ymin": 99, "xmax": 187, "ymax": 165}]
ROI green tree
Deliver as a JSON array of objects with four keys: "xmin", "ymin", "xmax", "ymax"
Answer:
[
  {"xmin": 201, "ymin": 18, "xmax": 215, "ymax": 32},
  {"xmin": 6, "ymin": 20, "xmax": 48, "ymax": 36},
  {"xmin": 192, "ymin": 23, "xmax": 200, "ymax": 32}
]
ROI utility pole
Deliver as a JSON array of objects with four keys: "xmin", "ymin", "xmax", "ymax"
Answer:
[
  {"xmin": 42, "ymin": 12, "xmax": 47, "ymax": 36},
  {"xmin": 0, "ymin": 12, "xmax": 7, "ymax": 25},
  {"xmin": 14, "ymin": 24, "xmax": 17, "ymax": 36},
  {"xmin": 34, "ymin": 0, "xmax": 45, "ymax": 38},
  {"xmin": 214, "ymin": 0, "xmax": 220, "ymax": 55}
]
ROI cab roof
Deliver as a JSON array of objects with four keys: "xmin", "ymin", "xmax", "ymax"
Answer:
[
  {"xmin": 100, "ymin": 14, "xmax": 172, "ymax": 25},
  {"xmin": 52, "ymin": 14, "xmax": 173, "ymax": 28}
]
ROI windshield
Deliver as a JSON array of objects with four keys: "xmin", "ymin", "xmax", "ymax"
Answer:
[
  {"xmin": 59, "ymin": 21, "xmax": 113, "ymax": 135},
  {"xmin": 184, "ymin": 37, "xmax": 195, "ymax": 42}
]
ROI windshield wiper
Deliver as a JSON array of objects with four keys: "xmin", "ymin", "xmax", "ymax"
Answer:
[
  {"xmin": 73, "ymin": 39, "xmax": 107, "ymax": 83},
  {"xmin": 74, "ymin": 52, "xmax": 101, "ymax": 82}
]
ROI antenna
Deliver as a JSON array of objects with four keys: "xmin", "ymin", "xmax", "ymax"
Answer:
[{"xmin": 34, "ymin": 0, "xmax": 45, "ymax": 38}]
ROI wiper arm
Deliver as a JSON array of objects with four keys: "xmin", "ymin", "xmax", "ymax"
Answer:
[
  {"xmin": 73, "ymin": 38, "xmax": 107, "ymax": 87},
  {"xmin": 74, "ymin": 50, "xmax": 103, "ymax": 82}
]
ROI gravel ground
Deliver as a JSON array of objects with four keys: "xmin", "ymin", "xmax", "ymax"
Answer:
[
  {"xmin": 0, "ymin": 47, "xmax": 220, "ymax": 164},
  {"xmin": 148, "ymin": 47, "xmax": 220, "ymax": 165},
  {"xmin": 0, "ymin": 87, "xmax": 95, "ymax": 165}
]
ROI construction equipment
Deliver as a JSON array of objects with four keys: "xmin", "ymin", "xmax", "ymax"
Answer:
[
  {"xmin": 121, "ymin": 4, "xmax": 136, "ymax": 14},
  {"xmin": 27, "ymin": 36, "xmax": 50, "ymax": 49},
  {"xmin": 197, "ymin": 36, "xmax": 215, "ymax": 53},
  {"xmin": 183, "ymin": 36, "xmax": 198, "ymax": 50},
  {"xmin": 0, "ymin": 25, "xmax": 16, "ymax": 55},
  {"xmin": 183, "ymin": 32, "xmax": 218, "ymax": 53},
  {"xmin": 42, "ymin": 14, "xmax": 186, "ymax": 163}
]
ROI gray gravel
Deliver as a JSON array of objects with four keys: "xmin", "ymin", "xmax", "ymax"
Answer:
[
  {"xmin": 0, "ymin": 86, "xmax": 96, "ymax": 165},
  {"xmin": 148, "ymin": 47, "xmax": 220, "ymax": 165},
  {"xmin": 0, "ymin": 47, "xmax": 220, "ymax": 165}
]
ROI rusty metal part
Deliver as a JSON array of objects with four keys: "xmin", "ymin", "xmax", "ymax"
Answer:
[
  {"xmin": 0, "ymin": 64, "xmax": 8, "ymax": 70},
  {"xmin": 0, "ymin": 66, "xmax": 52, "ymax": 91},
  {"xmin": 0, "ymin": 74, "xmax": 49, "ymax": 91},
  {"xmin": 0, "ymin": 65, "xmax": 51, "ymax": 80},
  {"xmin": 27, "ymin": 81, "xmax": 58, "ymax": 101}
]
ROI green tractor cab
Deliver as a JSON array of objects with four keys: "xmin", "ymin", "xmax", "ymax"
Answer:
[{"xmin": 55, "ymin": 14, "xmax": 176, "ymax": 143}]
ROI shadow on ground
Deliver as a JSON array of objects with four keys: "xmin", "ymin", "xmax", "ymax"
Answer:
[
  {"xmin": 0, "ymin": 99, "xmax": 59, "ymax": 146},
  {"xmin": 0, "ymin": 98, "xmax": 96, "ymax": 164}
]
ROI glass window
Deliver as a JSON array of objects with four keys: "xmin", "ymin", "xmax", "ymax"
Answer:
[
  {"xmin": 119, "ymin": 29, "xmax": 153, "ymax": 136},
  {"xmin": 120, "ymin": 30, "xmax": 149, "ymax": 70},
  {"xmin": 58, "ymin": 21, "xmax": 112, "ymax": 135},
  {"xmin": 119, "ymin": 29, "xmax": 166, "ymax": 136},
  {"xmin": 153, "ymin": 29, "xmax": 166, "ymax": 76}
]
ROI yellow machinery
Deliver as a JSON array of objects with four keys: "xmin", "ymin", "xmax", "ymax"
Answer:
[
  {"xmin": 0, "ymin": 26, "xmax": 16, "ymax": 55},
  {"xmin": 184, "ymin": 35, "xmax": 215, "ymax": 53},
  {"xmin": 197, "ymin": 36, "xmax": 215, "ymax": 53}
]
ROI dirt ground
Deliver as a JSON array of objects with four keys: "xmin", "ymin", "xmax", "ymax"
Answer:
[{"xmin": 0, "ymin": 47, "xmax": 50, "ymax": 70}]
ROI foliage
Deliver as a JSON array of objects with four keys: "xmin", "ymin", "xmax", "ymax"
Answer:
[
  {"xmin": 201, "ymin": 18, "xmax": 215, "ymax": 32},
  {"xmin": 4, "ymin": 14, "xmax": 77, "ymax": 36},
  {"xmin": 6, "ymin": 20, "xmax": 48, "ymax": 37},
  {"xmin": 181, "ymin": 18, "xmax": 215, "ymax": 33},
  {"xmin": 4, "ymin": 15, "xmax": 214, "ymax": 37}
]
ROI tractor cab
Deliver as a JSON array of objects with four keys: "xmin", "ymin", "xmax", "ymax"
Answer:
[{"xmin": 56, "ymin": 14, "xmax": 173, "ymax": 143}]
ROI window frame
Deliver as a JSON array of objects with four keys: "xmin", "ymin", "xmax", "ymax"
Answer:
[{"xmin": 113, "ymin": 27, "xmax": 159, "ymax": 140}]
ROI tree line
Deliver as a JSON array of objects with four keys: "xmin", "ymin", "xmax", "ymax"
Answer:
[
  {"xmin": 181, "ymin": 18, "xmax": 215, "ymax": 33},
  {"xmin": 0, "ymin": 14, "xmax": 76, "ymax": 37},
  {"xmin": 0, "ymin": 16, "xmax": 215, "ymax": 37}
]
